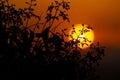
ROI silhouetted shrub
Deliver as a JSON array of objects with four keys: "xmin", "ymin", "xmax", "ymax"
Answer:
[{"xmin": 0, "ymin": 0, "xmax": 105, "ymax": 80}]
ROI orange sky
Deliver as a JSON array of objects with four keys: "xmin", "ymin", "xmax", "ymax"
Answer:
[
  {"xmin": 12, "ymin": 0, "xmax": 120, "ymax": 48},
  {"xmin": 70, "ymin": 0, "xmax": 120, "ymax": 47}
]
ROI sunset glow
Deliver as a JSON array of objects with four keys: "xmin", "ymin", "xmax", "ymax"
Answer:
[{"xmin": 69, "ymin": 24, "xmax": 94, "ymax": 49}]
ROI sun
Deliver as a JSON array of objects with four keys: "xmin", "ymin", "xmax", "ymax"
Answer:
[{"xmin": 69, "ymin": 24, "xmax": 94, "ymax": 49}]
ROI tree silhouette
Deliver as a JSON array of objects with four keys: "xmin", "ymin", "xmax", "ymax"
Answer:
[{"xmin": 0, "ymin": 0, "xmax": 105, "ymax": 80}]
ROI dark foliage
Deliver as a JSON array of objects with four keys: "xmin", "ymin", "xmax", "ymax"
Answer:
[{"xmin": 0, "ymin": 0, "xmax": 105, "ymax": 80}]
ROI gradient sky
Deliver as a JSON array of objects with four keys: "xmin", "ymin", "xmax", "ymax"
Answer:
[
  {"xmin": 13, "ymin": 0, "xmax": 120, "ymax": 46},
  {"xmin": 69, "ymin": 0, "xmax": 120, "ymax": 48},
  {"xmin": 11, "ymin": 0, "xmax": 120, "ymax": 79}
]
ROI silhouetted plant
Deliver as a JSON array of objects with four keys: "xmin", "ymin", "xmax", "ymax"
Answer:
[{"xmin": 0, "ymin": 0, "xmax": 105, "ymax": 80}]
